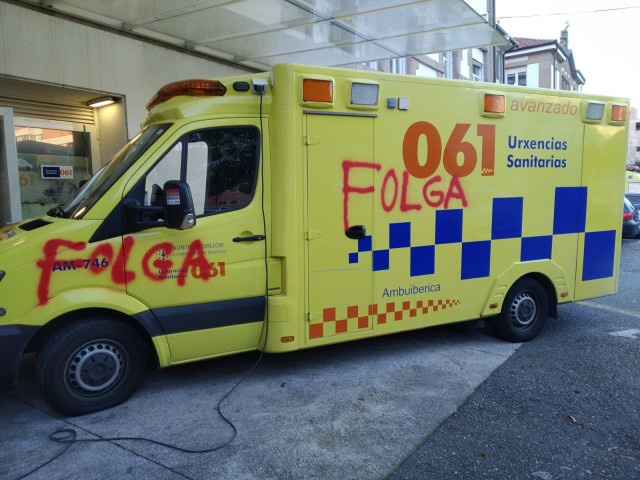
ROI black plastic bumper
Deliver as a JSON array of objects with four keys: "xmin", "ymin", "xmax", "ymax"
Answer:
[{"xmin": 0, "ymin": 324, "xmax": 38, "ymax": 387}]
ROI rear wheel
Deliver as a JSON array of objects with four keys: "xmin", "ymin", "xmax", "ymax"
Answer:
[
  {"xmin": 36, "ymin": 318, "xmax": 148, "ymax": 416},
  {"xmin": 490, "ymin": 278, "xmax": 549, "ymax": 342}
]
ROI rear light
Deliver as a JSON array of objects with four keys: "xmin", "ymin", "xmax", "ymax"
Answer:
[
  {"xmin": 146, "ymin": 79, "xmax": 227, "ymax": 111},
  {"xmin": 623, "ymin": 211, "xmax": 633, "ymax": 221}
]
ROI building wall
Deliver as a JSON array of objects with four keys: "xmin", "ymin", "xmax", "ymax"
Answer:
[
  {"xmin": 0, "ymin": 2, "xmax": 251, "ymax": 140},
  {"xmin": 0, "ymin": 1, "xmax": 252, "ymax": 224},
  {"xmin": 505, "ymin": 51, "xmax": 550, "ymax": 88},
  {"xmin": 505, "ymin": 40, "xmax": 583, "ymax": 93}
]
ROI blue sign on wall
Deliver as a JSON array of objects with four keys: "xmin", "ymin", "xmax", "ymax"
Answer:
[{"xmin": 41, "ymin": 165, "xmax": 74, "ymax": 179}]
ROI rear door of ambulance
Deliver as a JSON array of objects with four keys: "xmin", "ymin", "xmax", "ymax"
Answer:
[
  {"xmin": 305, "ymin": 112, "xmax": 375, "ymax": 343},
  {"xmin": 574, "ymin": 114, "xmax": 627, "ymax": 300}
]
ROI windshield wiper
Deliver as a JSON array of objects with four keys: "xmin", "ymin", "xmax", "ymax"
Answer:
[{"xmin": 47, "ymin": 204, "xmax": 66, "ymax": 218}]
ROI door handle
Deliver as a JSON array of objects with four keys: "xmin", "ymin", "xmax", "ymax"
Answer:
[
  {"xmin": 233, "ymin": 235, "xmax": 266, "ymax": 242},
  {"xmin": 345, "ymin": 225, "xmax": 366, "ymax": 239}
]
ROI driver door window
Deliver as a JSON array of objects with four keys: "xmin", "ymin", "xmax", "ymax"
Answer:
[{"xmin": 144, "ymin": 126, "xmax": 259, "ymax": 216}]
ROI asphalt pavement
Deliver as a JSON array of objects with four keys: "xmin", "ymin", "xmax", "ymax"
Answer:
[
  {"xmin": 392, "ymin": 239, "xmax": 640, "ymax": 479},
  {"xmin": 1, "ymin": 319, "xmax": 519, "ymax": 479},
  {"xmin": 2, "ymin": 241, "xmax": 640, "ymax": 479}
]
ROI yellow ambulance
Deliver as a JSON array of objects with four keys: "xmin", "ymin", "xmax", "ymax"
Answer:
[{"xmin": 0, "ymin": 64, "xmax": 629, "ymax": 415}]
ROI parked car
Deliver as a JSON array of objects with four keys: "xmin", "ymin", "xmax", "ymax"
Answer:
[
  {"xmin": 625, "ymin": 191, "xmax": 640, "ymax": 211},
  {"xmin": 623, "ymin": 197, "xmax": 640, "ymax": 238}
]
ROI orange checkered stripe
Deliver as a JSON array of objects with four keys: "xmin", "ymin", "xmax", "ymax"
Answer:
[{"xmin": 309, "ymin": 298, "xmax": 461, "ymax": 340}]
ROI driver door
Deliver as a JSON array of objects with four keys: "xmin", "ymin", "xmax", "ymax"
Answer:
[{"xmin": 123, "ymin": 120, "xmax": 268, "ymax": 362}]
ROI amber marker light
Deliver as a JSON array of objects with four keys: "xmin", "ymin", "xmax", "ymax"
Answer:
[
  {"xmin": 484, "ymin": 94, "xmax": 505, "ymax": 114},
  {"xmin": 146, "ymin": 79, "xmax": 227, "ymax": 111},
  {"xmin": 303, "ymin": 79, "xmax": 333, "ymax": 103},
  {"xmin": 611, "ymin": 104, "xmax": 627, "ymax": 123},
  {"xmin": 281, "ymin": 336, "xmax": 295, "ymax": 343}
]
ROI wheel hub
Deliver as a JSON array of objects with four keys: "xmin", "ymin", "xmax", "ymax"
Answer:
[
  {"xmin": 509, "ymin": 292, "xmax": 537, "ymax": 328},
  {"xmin": 65, "ymin": 341, "xmax": 126, "ymax": 395}
]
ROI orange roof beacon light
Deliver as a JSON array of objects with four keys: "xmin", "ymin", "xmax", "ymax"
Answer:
[
  {"xmin": 146, "ymin": 79, "xmax": 227, "ymax": 111},
  {"xmin": 302, "ymin": 78, "xmax": 333, "ymax": 103}
]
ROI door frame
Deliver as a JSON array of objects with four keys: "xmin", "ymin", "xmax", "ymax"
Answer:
[{"xmin": 0, "ymin": 107, "xmax": 21, "ymax": 224}]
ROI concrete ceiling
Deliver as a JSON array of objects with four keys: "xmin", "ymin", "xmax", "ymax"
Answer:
[{"xmin": 19, "ymin": 0, "xmax": 510, "ymax": 71}]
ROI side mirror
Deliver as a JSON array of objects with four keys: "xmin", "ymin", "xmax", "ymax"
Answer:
[{"xmin": 163, "ymin": 180, "xmax": 195, "ymax": 230}]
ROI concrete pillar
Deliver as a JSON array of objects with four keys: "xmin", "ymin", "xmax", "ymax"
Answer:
[{"xmin": 0, "ymin": 108, "xmax": 22, "ymax": 226}]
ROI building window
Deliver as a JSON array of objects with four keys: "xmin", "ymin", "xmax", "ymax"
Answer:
[
  {"xmin": 494, "ymin": 50, "xmax": 503, "ymax": 83},
  {"xmin": 507, "ymin": 72, "xmax": 526, "ymax": 86},
  {"xmin": 444, "ymin": 52, "xmax": 452, "ymax": 79},
  {"xmin": 472, "ymin": 62, "xmax": 483, "ymax": 82},
  {"xmin": 391, "ymin": 57, "xmax": 406, "ymax": 74},
  {"xmin": 459, "ymin": 50, "xmax": 470, "ymax": 79}
]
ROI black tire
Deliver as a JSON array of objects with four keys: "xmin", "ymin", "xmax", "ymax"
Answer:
[
  {"xmin": 489, "ymin": 278, "xmax": 549, "ymax": 342},
  {"xmin": 36, "ymin": 317, "xmax": 148, "ymax": 416}
]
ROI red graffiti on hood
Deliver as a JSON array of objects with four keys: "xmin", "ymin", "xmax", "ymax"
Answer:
[
  {"xmin": 36, "ymin": 237, "xmax": 135, "ymax": 306},
  {"xmin": 36, "ymin": 239, "xmax": 86, "ymax": 306}
]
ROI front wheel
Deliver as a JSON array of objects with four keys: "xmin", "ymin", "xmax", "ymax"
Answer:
[
  {"xmin": 489, "ymin": 278, "xmax": 549, "ymax": 342},
  {"xmin": 36, "ymin": 318, "xmax": 148, "ymax": 416}
]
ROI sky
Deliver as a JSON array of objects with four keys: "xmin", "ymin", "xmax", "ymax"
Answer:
[{"xmin": 495, "ymin": 0, "xmax": 640, "ymax": 109}]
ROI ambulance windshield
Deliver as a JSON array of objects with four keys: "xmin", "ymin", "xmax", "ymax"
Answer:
[{"xmin": 53, "ymin": 124, "xmax": 171, "ymax": 219}]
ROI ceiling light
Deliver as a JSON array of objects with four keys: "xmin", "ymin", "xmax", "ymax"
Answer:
[{"xmin": 87, "ymin": 96, "xmax": 115, "ymax": 108}]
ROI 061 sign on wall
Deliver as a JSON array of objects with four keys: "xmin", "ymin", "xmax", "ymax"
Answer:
[{"xmin": 41, "ymin": 165, "xmax": 74, "ymax": 179}]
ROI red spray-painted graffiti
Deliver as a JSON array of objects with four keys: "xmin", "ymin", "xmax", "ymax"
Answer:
[
  {"xmin": 342, "ymin": 161, "xmax": 468, "ymax": 230},
  {"xmin": 340, "ymin": 121, "xmax": 495, "ymax": 230},
  {"xmin": 141, "ymin": 239, "xmax": 223, "ymax": 286},
  {"xmin": 342, "ymin": 160, "xmax": 381, "ymax": 231},
  {"xmin": 37, "ymin": 239, "xmax": 87, "ymax": 306},
  {"xmin": 36, "ymin": 237, "xmax": 223, "ymax": 306}
]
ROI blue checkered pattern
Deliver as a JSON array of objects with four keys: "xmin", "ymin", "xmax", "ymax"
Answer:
[{"xmin": 348, "ymin": 186, "xmax": 616, "ymax": 281}]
